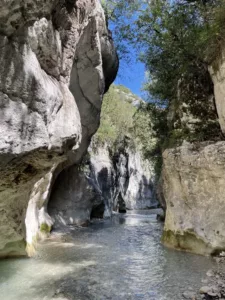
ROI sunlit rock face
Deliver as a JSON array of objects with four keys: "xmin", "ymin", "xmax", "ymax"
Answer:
[
  {"xmin": 210, "ymin": 53, "xmax": 225, "ymax": 134},
  {"xmin": 0, "ymin": 0, "xmax": 118, "ymax": 257},
  {"xmin": 162, "ymin": 141, "xmax": 225, "ymax": 255}
]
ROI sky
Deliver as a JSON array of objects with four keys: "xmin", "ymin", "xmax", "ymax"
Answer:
[
  {"xmin": 108, "ymin": 21, "xmax": 146, "ymax": 97},
  {"xmin": 107, "ymin": 6, "xmax": 146, "ymax": 98},
  {"xmin": 114, "ymin": 58, "xmax": 146, "ymax": 97}
]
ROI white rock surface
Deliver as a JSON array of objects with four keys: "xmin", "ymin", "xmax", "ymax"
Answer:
[
  {"xmin": 162, "ymin": 141, "xmax": 225, "ymax": 255},
  {"xmin": 160, "ymin": 55, "xmax": 225, "ymax": 255},
  {"xmin": 0, "ymin": 0, "xmax": 118, "ymax": 257},
  {"xmin": 124, "ymin": 150, "xmax": 156, "ymax": 210}
]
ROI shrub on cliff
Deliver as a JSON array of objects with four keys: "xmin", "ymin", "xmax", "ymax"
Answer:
[
  {"xmin": 93, "ymin": 85, "xmax": 156, "ymax": 158},
  {"xmin": 94, "ymin": 85, "xmax": 136, "ymax": 146}
]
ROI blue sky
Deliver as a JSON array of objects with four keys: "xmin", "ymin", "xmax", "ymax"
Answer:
[
  {"xmin": 115, "ymin": 57, "xmax": 146, "ymax": 97},
  {"xmin": 107, "ymin": 6, "xmax": 146, "ymax": 97},
  {"xmin": 108, "ymin": 22, "xmax": 146, "ymax": 97}
]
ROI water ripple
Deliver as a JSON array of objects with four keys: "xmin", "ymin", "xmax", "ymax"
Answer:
[{"xmin": 0, "ymin": 210, "xmax": 217, "ymax": 300}]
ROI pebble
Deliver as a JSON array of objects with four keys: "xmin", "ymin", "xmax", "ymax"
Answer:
[
  {"xmin": 206, "ymin": 270, "xmax": 214, "ymax": 277},
  {"xmin": 199, "ymin": 286, "xmax": 211, "ymax": 294},
  {"xmin": 183, "ymin": 291, "xmax": 196, "ymax": 299}
]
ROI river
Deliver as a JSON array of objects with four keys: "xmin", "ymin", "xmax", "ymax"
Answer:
[{"xmin": 0, "ymin": 210, "xmax": 218, "ymax": 300}]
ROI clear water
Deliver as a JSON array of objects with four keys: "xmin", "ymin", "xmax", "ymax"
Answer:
[{"xmin": 0, "ymin": 210, "xmax": 217, "ymax": 300}]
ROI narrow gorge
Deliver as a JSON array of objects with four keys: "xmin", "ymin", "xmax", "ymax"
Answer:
[{"xmin": 1, "ymin": 1, "xmax": 225, "ymax": 300}]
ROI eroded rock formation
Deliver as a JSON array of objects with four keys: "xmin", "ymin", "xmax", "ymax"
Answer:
[
  {"xmin": 48, "ymin": 142, "xmax": 157, "ymax": 228},
  {"xmin": 161, "ymin": 56, "xmax": 225, "ymax": 255},
  {"xmin": 0, "ymin": 0, "xmax": 118, "ymax": 257},
  {"xmin": 90, "ymin": 143, "xmax": 156, "ymax": 213},
  {"xmin": 162, "ymin": 141, "xmax": 225, "ymax": 255},
  {"xmin": 48, "ymin": 165, "xmax": 102, "ymax": 228}
]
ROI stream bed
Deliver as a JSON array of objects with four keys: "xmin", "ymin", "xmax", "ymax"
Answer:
[{"xmin": 0, "ymin": 210, "xmax": 218, "ymax": 300}]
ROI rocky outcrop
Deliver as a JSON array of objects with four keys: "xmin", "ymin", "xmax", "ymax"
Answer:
[
  {"xmin": 0, "ymin": 0, "xmax": 118, "ymax": 258},
  {"xmin": 161, "ymin": 52, "xmax": 225, "ymax": 255},
  {"xmin": 88, "ymin": 144, "xmax": 157, "ymax": 215},
  {"xmin": 47, "ymin": 142, "xmax": 156, "ymax": 226},
  {"xmin": 162, "ymin": 141, "xmax": 225, "ymax": 255},
  {"xmin": 48, "ymin": 165, "xmax": 102, "ymax": 228}
]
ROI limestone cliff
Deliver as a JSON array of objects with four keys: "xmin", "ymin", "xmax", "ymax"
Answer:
[
  {"xmin": 0, "ymin": 0, "xmax": 118, "ymax": 257},
  {"xmin": 48, "ymin": 85, "xmax": 157, "ymax": 228},
  {"xmin": 162, "ymin": 141, "xmax": 225, "ymax": 255},
  {"xmin": 161, "ymin": 53, "xmax": 225, "ymax": 255},
  {"xmin": 48, "ymin": 143, "xmax": 156, "ymax": 228},
  {"xmin": 89, "ymin": 143, "xmax": 156, "ymax": 214}
]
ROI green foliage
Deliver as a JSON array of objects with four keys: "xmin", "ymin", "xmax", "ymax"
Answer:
[
  {"xmin": 139, "ymin": 0, "xmax": 224, "ymax": 106},
  {"xmin": 107, "ymin": 0, "xmax": 224, "ymax": 170},
  {"xmin": 94, "ymin": 85, "xmax": 136, "ymax": 147},
  {"xmin": 40, "ymin": 223, "xmax": 51, "ymax": 234},
  {"xmin": 134, "ymin": 103, "xmax": 168, "ymax": 177},
  {"xmin": 94, "ymin": 85, "xmax": 167, "ymax": 177},
  {"xmin": 101, "ymin": 0, "xmax": 225, "ymax": 177},
  {"xmin": 116, "ymin": 85, "xmax": 132, "ymax": 94},
  {"xmin": 107, "ymin": 0, "xmax": 225, "ymax": 104},
  {"xmin": 132, "ymin": 104, "xmax": 156, "ymax": 156},
  {"xmin": 94, "ymin": 85, "xmax": 157, "ymax": 158}
]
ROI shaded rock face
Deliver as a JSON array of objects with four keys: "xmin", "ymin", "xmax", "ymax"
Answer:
[
  {"xmin": 48, "ymin": 143, "xmax": 156, "ymax": 227},
  {"xmin": 162, "ymin": 141, "xmax": 225, "ymax": 255},
  {"xmin": 156, "ymin": 176, "xmax": 166, "ymax": 212},
  {"xmin": 0, "ymin": 0, "xmax": 118, "ymax": 257},
  {"xmin": 88, "ymin": 144, "xmax": 157, "ymax": 216},
  {"xmin": 48, "ymin": 165, "xmax": 101, "ymax": 228}
]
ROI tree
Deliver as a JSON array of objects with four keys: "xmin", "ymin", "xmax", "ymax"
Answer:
[
  {"xmin": 105, "ymin": 0, "xmax": 224, "ymax": 103},
  {"xmin": 103, "ymin": 0, "xmax": 225, "ymax": 175}
]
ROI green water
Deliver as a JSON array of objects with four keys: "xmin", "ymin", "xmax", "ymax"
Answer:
[{"xmin": 0, "ymin": 210, "xmax": 217, "ymax": 299}]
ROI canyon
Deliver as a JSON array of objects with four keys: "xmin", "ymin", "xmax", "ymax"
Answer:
[
  {"xmin": 1, "ymin": 1, "xmax": 225, "ymax": 299},
  {"xmin": 1, "ymin": 0, "xmax": 225, "ymax": 259}
]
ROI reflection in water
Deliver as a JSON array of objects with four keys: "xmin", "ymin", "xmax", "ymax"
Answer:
[{"xmin": 0, "ymin": 210, "xmax": 217, "ymax": 300}]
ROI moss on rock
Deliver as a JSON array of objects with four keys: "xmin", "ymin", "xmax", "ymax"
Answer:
[
  {"xmin": 162, "ymin": 229, "xmax": 214, "ymax": 256},
  {"xmin": 0, "ymin": 239, "xmax": 26, "ymax": 258},
  {"xmin": 40, "ymin": 223, "xmax": 51, "ymax": 234}
]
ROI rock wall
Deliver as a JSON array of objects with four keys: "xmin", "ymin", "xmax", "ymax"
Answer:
[
  {"xmin": 89, "ymin": 144, "xmax": 156, "ymax": 214},
  {"xmin": 48, "ymin": 143, "xmax": 156, "ymax": 227},
  {"xmin": 0, "ymin": 0, "xmax": 118, "ymax": 258},
  {"xmin": 48, "ymin": 165, "xmax": 102, "ymax": 228},
  {"xmin": 160, "ymin": 50, "xmax": 225, "ymax": 255},
  {"xmin": 162, "ymin": 141, "xmax": 225, "ymax": 255}
]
